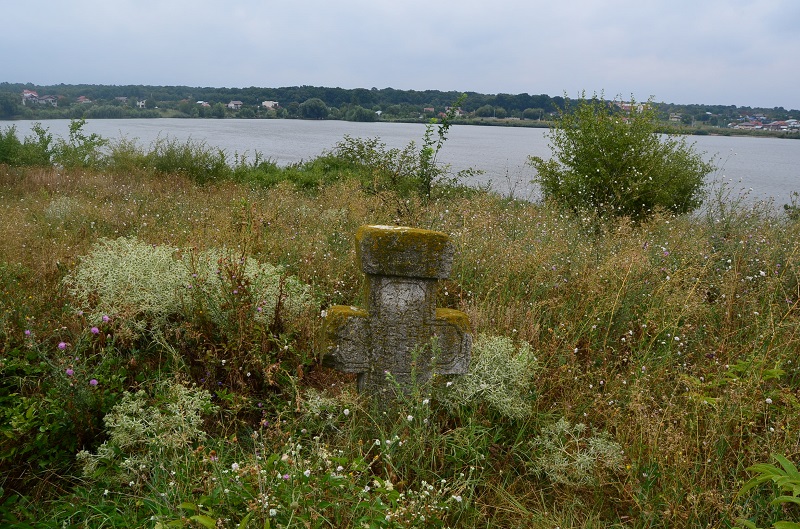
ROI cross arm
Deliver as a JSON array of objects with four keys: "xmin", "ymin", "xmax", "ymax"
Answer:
[{"xmin": 321, "ymin": 305, "xmax": 370, "ymax": 373}]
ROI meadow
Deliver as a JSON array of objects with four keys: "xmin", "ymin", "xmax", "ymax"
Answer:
[{"xmin": 0, "ymin": 121, "xmax": 799, "ymax": 528}]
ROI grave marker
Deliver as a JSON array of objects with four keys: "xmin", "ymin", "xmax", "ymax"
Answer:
[{"xmin": 321, "ymin": 225, "xmax": 472, "ymax": 400}]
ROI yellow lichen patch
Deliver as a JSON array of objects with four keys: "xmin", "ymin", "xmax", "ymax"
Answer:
[
  {"xmin": 355, "ymin": 225, "xmax": 453, "ymax": 278},
  {"xmin": 435, "ymin": 308, "xmax": 471, "ymax": 333},
  {"xmin": 322, "ymin": 305, "xmax": 368, "ymax": 342}
]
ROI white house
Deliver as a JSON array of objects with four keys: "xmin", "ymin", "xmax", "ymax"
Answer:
[
  {"xmin": 261, "ymin": 100, "xmax": 279, "ymax": 109},
  {"xmin": 227, "ymin": 101, "xmax": 243, "ymax": 110}
]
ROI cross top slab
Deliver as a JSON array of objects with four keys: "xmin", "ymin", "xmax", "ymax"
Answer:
[{"xmin": 321, "ymin": 225, "xmax": 472, "ymax": 398}]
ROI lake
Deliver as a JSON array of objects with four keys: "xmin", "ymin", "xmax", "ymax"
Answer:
[{"xmin": 7, "ymin": 118, "xmax": 799, "ymax": 205}]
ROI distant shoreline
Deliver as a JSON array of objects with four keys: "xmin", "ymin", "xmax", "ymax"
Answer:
[{"xmin": 2, "ymin": 115, "xmax": 798, "ymax": 140}]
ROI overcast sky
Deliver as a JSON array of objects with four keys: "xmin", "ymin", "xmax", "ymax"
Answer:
[{"xmin": 4, "ymin": 0, "xmax": 798, "ymax": 110}]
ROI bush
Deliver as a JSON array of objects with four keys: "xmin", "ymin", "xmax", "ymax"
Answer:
[
  {"xmin": 53, "ymin": 118, "xmax": 108, "ymax": 169},
  {"xmin": 77, "ymin": 382, "xmax": 217, "ymax": 487},
  {"xmin": 0, "ymin": 123, "xmax": 54, "ymax": 166},
  {"xmin": 438, "ymin": 334, "xmax": 538, "ymax": 419},
  {"xmin": 63, "ymin": 237, "xmax": 316, "ymax": 345},
  {"xmin": 529, "ymin": 94, "xmax": 715, "ymax": 220},
  {"xmin": 528, "ymin": 418, "xmax": 624, "ymax": 487}
]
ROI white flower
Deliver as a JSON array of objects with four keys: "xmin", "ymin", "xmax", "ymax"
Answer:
[
  {"xmin": 407, "ymin": 415, "xmax": 414, "ymax": 422},
  {"xmin": 766, "ymin": 397, "xmax": 773, "ymax": 404},
  {"xmin": 304, "ymin": 469, "xmax": 311, "ymax": 477},
  {"xmin": 269, "ymin": 509, "xmax": 277, "ymax": 517},
  {"xmin": 343, "ymin": 408, "xmax": 350, "ymax": 416},
  {"xmin": 374, "ymin": 439, "xmax": 381, "ymax": 446},
  {"xmin": 231, "ymin": 462, "xmax": 240, "ymax": 471},
  {"xmin": 452, "ymin": 495, "xmax": 463, "ymax": 503}
]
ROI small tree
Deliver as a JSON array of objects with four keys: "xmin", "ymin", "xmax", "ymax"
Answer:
[{"xmin": 529, "ymin": 94, "xmax": 714, "ymax": 220}]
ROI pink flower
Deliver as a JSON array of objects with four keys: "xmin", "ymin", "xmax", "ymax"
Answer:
[
  {"xmin": 58, "ymin": 342, "xmax": 67, "ymax": 350},
  {"xmin": 90, "ymin": 327, "xmax": 100, "ymax": 335},
  {"xmin": 24, "ymin": 330, "xmax": 31, "ymax": 336},
  {"xmin": 89, "ymin": 379, "xmax": 98, "ymax": 386},
  {"xmin": 102, "ymin": 315, "xmax": 110, "ymax": 323},
  {"xmin": 66, "ymin": 369, "xmax": 74, "ymax": 376}
]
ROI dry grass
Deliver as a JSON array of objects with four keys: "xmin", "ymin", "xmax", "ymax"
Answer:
[{"xmin": 2, "ymin": 165, "xmax": 800, "ymax": 527}]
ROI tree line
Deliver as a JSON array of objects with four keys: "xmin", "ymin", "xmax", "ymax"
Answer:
[{"xmin": 1, "ymin": 82, "xmax": 796, "ymax": 124}]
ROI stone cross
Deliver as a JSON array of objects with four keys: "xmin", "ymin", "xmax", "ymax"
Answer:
[{"xmin": 321, "ymin": 225, "xmax": 472, "ymax": 400}]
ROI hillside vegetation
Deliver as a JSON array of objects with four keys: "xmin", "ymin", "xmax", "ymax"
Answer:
[{"xmin": 0, "ymin": 120, "xmax": 799, "ymax": 528}]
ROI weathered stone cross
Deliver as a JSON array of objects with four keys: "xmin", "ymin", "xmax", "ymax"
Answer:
[{"xmin": 321, "ymin": 225, "xmax": 472, "ymax": 400}]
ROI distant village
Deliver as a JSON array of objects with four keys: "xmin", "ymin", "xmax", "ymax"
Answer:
[
  {"xmin": 22, "ymin": 89, "xmax": 273, "ymax": 111},
  {"xmin": 727, "ymin": 115, "xmax": 800, "ymax": 131},
  {"xmin": 16, "ymin": 89, "xmax": 800, "ymax": 132}
]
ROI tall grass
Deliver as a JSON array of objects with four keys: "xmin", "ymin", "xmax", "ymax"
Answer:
[{"xmin": 1, "ymin": 127, "xmax": 799, "ymax": 527}]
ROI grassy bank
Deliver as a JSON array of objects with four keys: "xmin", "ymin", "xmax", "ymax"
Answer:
[{"xmin": 1, "ymin": 126, "xmax": 799, "ymax": 528}]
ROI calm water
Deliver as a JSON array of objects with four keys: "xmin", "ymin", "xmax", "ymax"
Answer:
[{"xmin": 8, "ymin": 118, "xmax": 800, "ymax": 205}]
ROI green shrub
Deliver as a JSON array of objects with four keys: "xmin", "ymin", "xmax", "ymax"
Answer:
[
  {"xmin": 145, "ymin": 136, "xmax": 231, "ymax": 184},
  {"xmin": 53, "ymin": 118, "xmax": 108, "ymax": 169},
  {"xmin": 326, "ymin": 95, "xmax": 479, "ymax": 198},
  {"xmin": 529, "ymin": 94, "xmax": 715, "ymax": 220},
  {"xmin": 77, "ymin": 381, "xmax": 217, "ymax": 486},
  {"xmin": 0, "ymin": 123, "xmax": 54, "ymax": 166}
]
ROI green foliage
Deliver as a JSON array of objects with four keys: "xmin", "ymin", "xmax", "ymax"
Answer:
[
  {"xmin": 144, "ymin": 136, "xmax": 231, "ymax": 184},
  {"xmin": 77, "ymin": 382, "xmax": 217, "ymax": 486},
  {"xmin": 438, "ymin": 334, "xmax": 538, "ymax": 419},
  {"xmin": 784, "ymin": 191, "xmax": 800, "ymax": 221},
  {"xmin": 53, "ymin": 118, "xmax": 108, "ymax": 168},
  {"xmin": 344, "ymin": 104, "xmax": 377, "ymax": 122},
  {"xmin": 299, "ymin": 97, "xmax": 329, "ymax": 119},
  {"xmin": 529, "ymin": 94, "xmax": 715, "ymax": 220},
  {"xmin": 327, "ymin": 94, "xmax": 479, "ymax": 198},
  {"xmin": 0, "ymin": 123, "xmax": 53, "ymax": 166},
  {"xmin": 737, "ymin": 454, "xmax": 800, "ymax": 529},
  {"xmin": 0, "ymin": 322, "xmax": 130, "ymax": 482}
]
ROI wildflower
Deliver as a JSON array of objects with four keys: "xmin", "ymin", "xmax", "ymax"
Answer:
[
  {"xmin": 103, "ymin": 489, "xmax": 109, "ymax": 496},
  {"xmin": 90, "ymin": 327, "xmax": 100, "ymax": 335},
  {"xmin": 407, "ymin": 415, "xmax": 414, "ymax": 422},
  {"xmin": 58, "ymin": 342, "xmax": 67, "ymax": 350},
  {"xmin": 282, "ymin": 474, "xmax": 290, "ymax": 480},
  {"xmin": 269, "ymin": 509, "xmax": 277, "ymax": 517},
  {"xmin": 343, "ymin": 408, "xmax": 350, "ymax": 416},
  {"xmin": 453, "ymin": 495, "xmax": 463, "ymax": 503},
  {"xmin": 766, "ymin": 398, "xmax": 773, "ymax": 404},
  {"xmin": 374, "ymin": 439, "xmax": 381, "ymax": 446},
  {"xmin": 231, "ymin": 462, "xmax": 240, "ymax": 471},
  {"xmin": 304, "ymin": 469, "xmax": 311, "ymax": 477},
  {"xmin": 24, "ymin": 330, "xmax": 31, "ymax": 336},
  {"xmin": 89, "ymin": 379, "xmax": 98, "ymax": 386},
  {"xmin": 102, "ymin": 315, "xmax": 110, "ymax": 322},
  {"xmin": 66, "ymin": 368, "xmax": 74, "ymax": 376}
]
